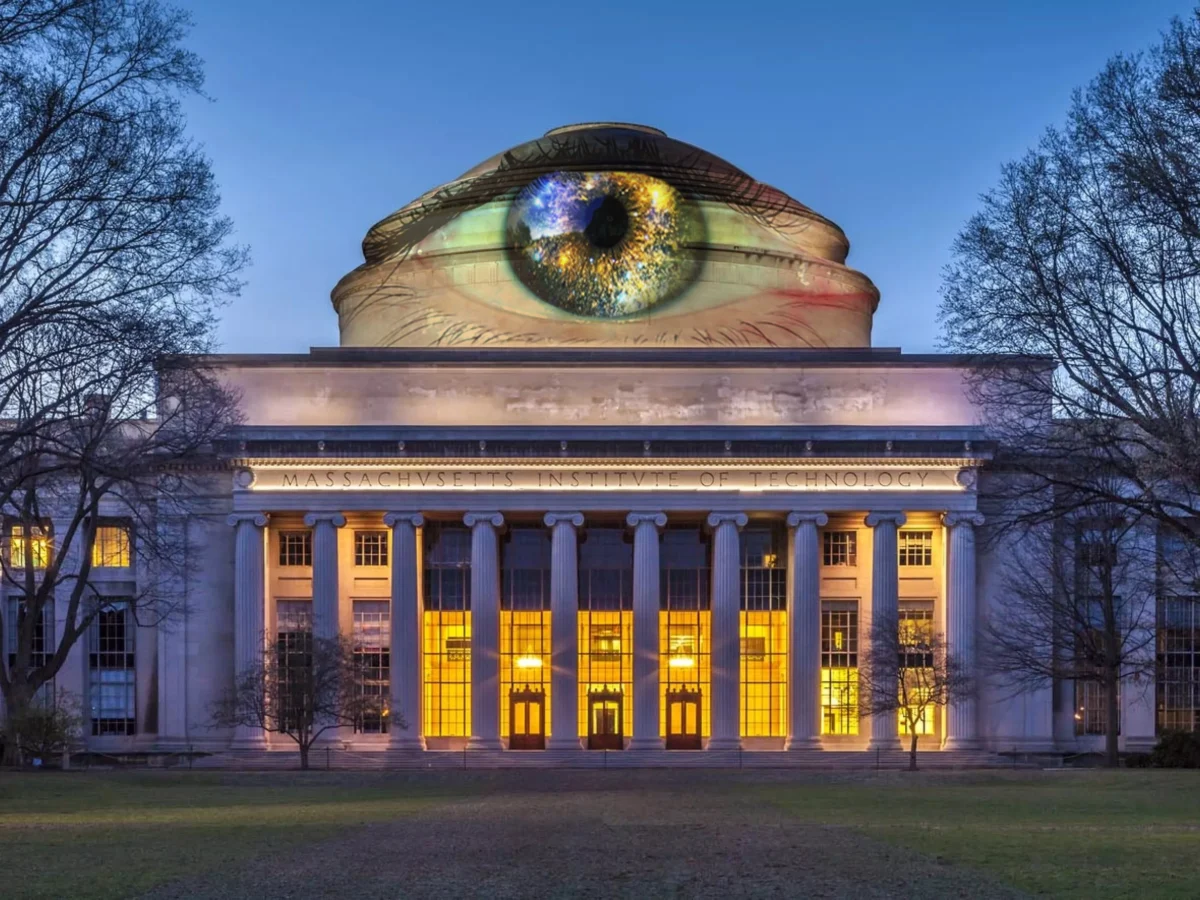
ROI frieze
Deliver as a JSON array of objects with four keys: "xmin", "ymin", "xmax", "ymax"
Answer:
[{"xmin": 239, "ymin": 461, "xmax": 972, "ymax": 493}]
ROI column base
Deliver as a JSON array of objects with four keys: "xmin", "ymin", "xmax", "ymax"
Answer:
[
  {"xmin": 867, "ymin": 737, "xmax": 902, "ymax": 752},
  {"xmin": 465, "ymin": 736, "xmax": 503, "ymax": 751},
  {"xmin": 705, "ymin": 737, "xmax": 742, "ymax": 751},
  {"xmin": 388, "ymin": 734, "xmax": 427, "ymax": 751},
  {"xmin": 941, "ymin": 736, "xmax": 981, "ymax": 752},
  {"xmin": 626, "ymin": 736, "xmax": 665, "ymax": 751},
  {"xmin": 546, "ymin": 736, "xmax": 583, "ymax": 751},
  {"xmin": 784, "ymin": 736, "xmax": 824, "ymax": 751}
]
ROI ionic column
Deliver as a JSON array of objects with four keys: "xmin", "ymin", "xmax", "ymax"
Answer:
[
  {"xmin": 943, "ymin": 512, "xmax": 983, "ymax": 750},
  {"xmin": 627, "ymin": 511, "xmax": 667, "ymax": 751},
  {"xmin": 465, "ymin": 512, "xmax": 503, "ymax": 751},
  {"xmin": 304, "ymin": 512, "xmax": 345, "ymax": 746},
  {"xmin": 545, "ymin": 512, "xmax": 584, "ymax": 751},
  {"xmin": 229, "ymin": 513, "xmax": 268, "ymax": 749},
  {"xmin": 303, "ymin": 512, "xmax": 346, "ymax": 643},
  {"xmin": 786, "ymin": 512, "xmax": 828, "ymax": 750},
  {"xmin": 866, "ymin": 510, "xmax": 906, "ymax": 751},
  {"xmin": 385, "ymin": 512, "xmax": 424, "ymax": 750},
  {"xmin": 156, "ymin": 508, "xmax": 189, "ymax": 750},
  {"xmin": 707, "ymin": 512, "xmax": 747, "ymax": 751}
]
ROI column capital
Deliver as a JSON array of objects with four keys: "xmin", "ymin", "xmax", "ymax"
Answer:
[
  {"xmin": 227, "ymin": 513, "xmax": 268, "ymax": 528},
  {"xmin": 383, "ymin": 511, "xmax": 425, "ymax": 528},
  {"xmin": 706, "ymin": 511, "xmax": 748, "ymax": 531},
  {"xmin": 943, "ymin": 511, "xmax": 985, "ymax": 529},
  {"xmin": 786, "ymin": 511, "xmax": 828, "ymax": 528},
  {"xmin": 864, "ymin": 510, "xmax": 907, "ymax": 528},
  {"xmin": 463, "ymin": 511, "xmax": 504, "ymax": 529},
  {"xmin": 544, "ymin": 511, "xmax": 584, "ymax": 528},
  {"xmin": 626, "ymin": 511, "xmax": 667, "ymax": 530},
  {"xmin": 303, "ymin": 512, "xmax": 346, "ymax": 528}
]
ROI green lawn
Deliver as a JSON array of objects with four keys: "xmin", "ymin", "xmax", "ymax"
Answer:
[
  {"xmin": 0, "ymin": 769, "xmax": 1197, "ymax": 899},
  {"xmin": 0, "ymin": 771, "xmax": 448, "ymax": 900},
  {"xmin": 764, "ymin": 771, "xmax": 1200, "ymax": 899}
]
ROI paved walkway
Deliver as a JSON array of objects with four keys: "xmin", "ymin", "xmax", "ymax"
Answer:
[{"xmin": 141, "ymin": 771, "xmax": 1027, "ymax": 899}]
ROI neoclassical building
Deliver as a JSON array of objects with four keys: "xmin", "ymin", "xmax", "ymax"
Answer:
[{"xmin": 20, "ymin": 123, "xmax": 1186, "ymax": 762}]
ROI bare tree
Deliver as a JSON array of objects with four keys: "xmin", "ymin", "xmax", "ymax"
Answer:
[
  {"xmin": 858, "ymin": 613, "xmax": 973, "ymax": 771},
  {"xmin": 0, "ymin": 0, "xmax": 246, "ymax": 763},
  {"xmin": 211, "ymin": 635, "xmax": 398, "ymax": 770},
  {"xmin": 940, "ymin": 8, "xmax": 1200, "ymax": 547},
  {"xmin": 989, "ymin": 509, "xmax": 1164, "ymax": 767}
]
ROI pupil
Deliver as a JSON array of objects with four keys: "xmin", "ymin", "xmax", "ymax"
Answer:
[{"xmin": 583, "ymin": 195, "xmax": 629, "ymax": 250}]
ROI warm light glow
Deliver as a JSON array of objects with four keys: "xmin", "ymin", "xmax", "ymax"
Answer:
[
  {"xmin": 10, "ymin": 526, "xmax": 49, "ymax": 569},
  {"xmin": 741, "ymin": 610, "xmax": 787, "ymax": 737},
  {"xmin": 423, "ymin": 612, "xmax": 471, "ymax": 737},
  {"xmin": 500, "ymin": 611, "xmax": 551, "ymax": 741},
  {"xmin": 660, "ymin": 613, "xmax": 711, "ymax": 738},
  {"xmin": 92, "ymin": 525, "xmax": 131, "ymax": 568}
]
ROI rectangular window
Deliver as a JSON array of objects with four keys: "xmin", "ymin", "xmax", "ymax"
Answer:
[
  {"xmin": 659, "ymin": 529, "xmax": 711, "ymax": 739},
  {"xmin": 278, "ymin": 531, "xmax": 312, "ymax": 567},
  {"xmin": 740, "ymin": 528, "xmax": 787, "ymax": 737},
  {"xmin": 423, "ymin": 524, "xmax": 472, "ymax": 737},
  {"xmin": 6, "ymin": 597, "xmax": 53, "ymax": 670},
  {"xmin": 1157, "ymin": 595, "xmax": 1200, "ymax": 733},
  {"xmin": 10, "ymin": 525, "xmax": 50, "ymax": 570},
  {"xmin": 821, "ymin": 601, "xmax": 858, "ymax": 735},
  {"xmin": 500, "ymin": 528, "xmax": 551, "ymax": 742},
  {"xmin": 577, "ymin": 527, "xmax": 634, "ymax": 740},
  {"xmin": 354, "ymin": 530, "xmax": 388, "ymax": 567},
  {"xmin": 92, "ymin": 524, "xmax": 132, "ymax": 568},
  {"xmin": 898, "ymin": 604, "xmax": 935, "ymax": 735},
  {"xmin": 898, "ymin": 531, "xmax": 934, "ymax": 567},
  {"xmin": 353, "ymin": 600, "xmax": 390, "ymax": 734},
  {"xmin": 88, "ymin": 600, "xmax": 135, "ymax": 736},
  {"xmin": 822, "ymin": 531, "xmax": 857, "ymax": 567},
  {"xmin": 1075, "ymin": 679, "xmax": 1119, "ymax": 736},
  {"xmin": 276, "ymin": 600, "xmax": 313, "ymax": 735}
]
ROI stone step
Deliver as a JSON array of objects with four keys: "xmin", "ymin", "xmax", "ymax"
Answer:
[{"xmin": 192, "ymin": 748, "xmax": 1030, "ymax": 770}]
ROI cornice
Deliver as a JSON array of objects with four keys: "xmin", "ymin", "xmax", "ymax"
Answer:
[{"xmin": 234, "ymin": 456, "xmax": 986, "ymax": 469}]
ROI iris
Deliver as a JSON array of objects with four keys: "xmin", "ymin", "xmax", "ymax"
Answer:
[{"xmin": 506, "ymin": 171, "xmax": 704, "ymax": 318}]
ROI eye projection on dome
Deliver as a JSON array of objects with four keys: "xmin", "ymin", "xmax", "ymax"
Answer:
[
  {"xmin": 506, "ymin": 171, "xmax": 703, "ymax": 318},
  {"xmin": 332, "ymin": 123, "xmax": 880, "ymax": 347}
]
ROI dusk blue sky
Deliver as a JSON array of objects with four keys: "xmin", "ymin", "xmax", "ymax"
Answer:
[{"xmin": 179, "ymin": 0, "xmax": 1195, "ymax": 354}]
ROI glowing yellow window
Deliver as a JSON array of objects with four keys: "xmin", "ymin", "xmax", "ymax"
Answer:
[
  {"xmin": 740, "ymin": 610, "xmax": 787, "ymax": 737},
  {"xmin": 11, "ymin": 526, "xmax": 50, "ymax": 569},
  {"xmin": 92, "ymin": 525, "xmax": 131, "ymax": 568},
  {"xmin": 422, "ymin": 611, "xmax": 471, "ymax": 737},
  {"xmin": 899, "ymin": 686, "xmax": 935, "ymax": 736}
]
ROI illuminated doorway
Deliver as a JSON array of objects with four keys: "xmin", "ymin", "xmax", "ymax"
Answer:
[
  {"xmin": 665, "ymin": 686, "xmax": 702, "ymax": 749},
  {"xmin": 587, "ymin": 688, "xmax": 624, "ymax": 750},
  {"xmin": 509, "ymin": 687, "xmax": 546, "ymax": 750}
]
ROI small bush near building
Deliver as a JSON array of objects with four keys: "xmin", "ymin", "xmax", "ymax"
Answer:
[
  {"xmin": 1123, "ymin": 752, "xmax": 1151, "ymax": 768},
  {"xmin": 1149, "ymin": 731, "xmax": 1200, "ymax": 768},
  {"xmin": 3, "ymin": 693, "xmax": 83, "ymax": 767}
]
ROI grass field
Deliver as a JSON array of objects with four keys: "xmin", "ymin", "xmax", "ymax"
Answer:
[{"xmin": 0, "ymin": 769, "xmax": 1196, "ymax": 899}]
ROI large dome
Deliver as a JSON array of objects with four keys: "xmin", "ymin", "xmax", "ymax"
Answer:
[{"xmin": 332, "ymin": 123, "xmax": 879, "ymax": 348}]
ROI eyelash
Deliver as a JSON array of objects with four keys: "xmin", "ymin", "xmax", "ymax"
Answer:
[{"xmin": 361, "ymin": 136, "xmax": 800, "ymax": 268}]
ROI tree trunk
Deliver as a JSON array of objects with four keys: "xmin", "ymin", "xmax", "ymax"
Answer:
[
  {"xmin": 299, "ymin": 743, "xmax": 310, "ymax": 771},
  {"xmin": 2, "ymin": 685, "xmax": 32, "ymax": 767},
  {"xmin": 909, "ymin": 731, "xmax": 919, "ymax": 771},
  {"xmin": 1104, "ymin": 673, "xmax": 1120, "ymax": 768}
]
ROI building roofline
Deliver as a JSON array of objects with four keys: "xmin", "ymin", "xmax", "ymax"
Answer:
[{"xmin": 164, "ymin": 347, "xmax": 1054, "ymax": 369}]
